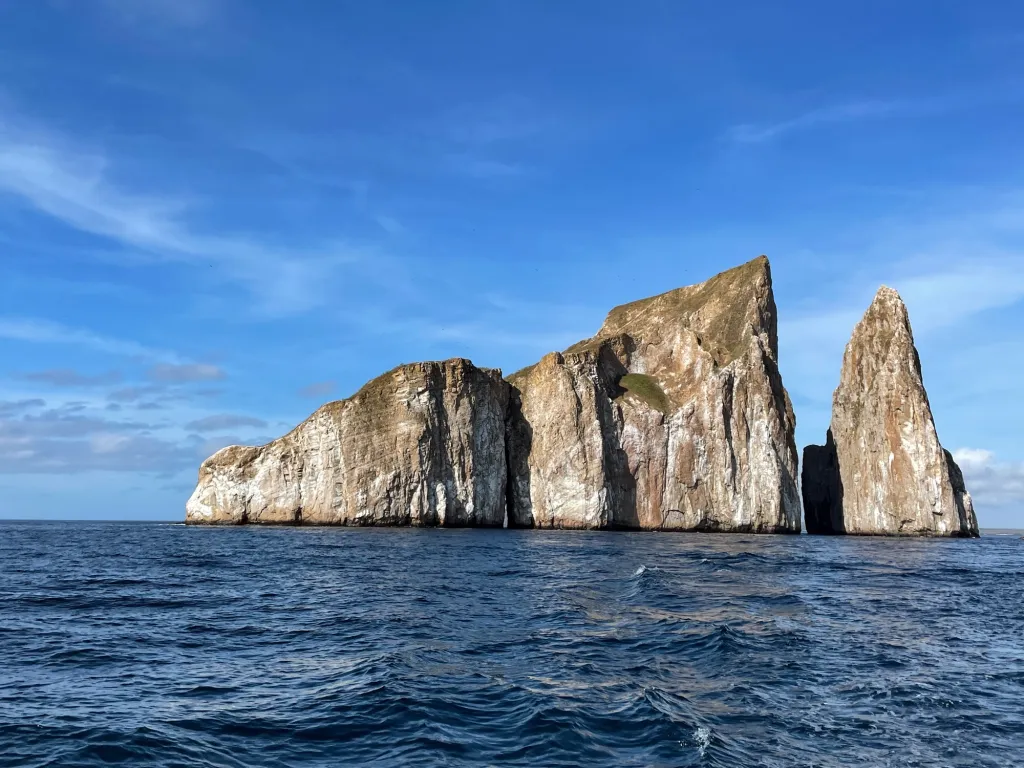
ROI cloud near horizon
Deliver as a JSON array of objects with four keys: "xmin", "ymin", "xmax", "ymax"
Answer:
[
  {"xmin": 1, "ymin": 1, "xmax": 1023, "ymax": 526},
  {"xmin": 0, "ymin": 390, "xmax": 271, "ymax": 476},
  {"xmin": 953, "ymin": 449, "xmax": 1024, "ymax": 510}
]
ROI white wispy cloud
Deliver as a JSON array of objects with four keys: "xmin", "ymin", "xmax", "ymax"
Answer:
[
  {"xmin": 953, "ymin": 448, "xmax": 1024, "ymax": 508},
  {"xmin": 0, "ymin": 114, "xmax": 360, "ymax": 315},
  {"xmin": 728, "ymin": 85, "xmax": 1024, "ymax": 144},
  {"xmin": 0, "ymin": 317, "xmax": 184, "ymax": 362},
  {"xmin": 888, "ymin": 257, "xmax": 1024, "ymax": 332},
  {"xmin": 786, "ymin": 254, "xmax": 1024, "ymax": 352},
  {"xmin": 729, "ymin": 100, "xmax": 900, "ymax": 143},
  {"xmin": 780, "ymin": 248, "xmax": 1024, "ymax": 459}
]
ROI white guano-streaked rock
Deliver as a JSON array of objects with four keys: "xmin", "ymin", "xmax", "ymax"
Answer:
[
  {"xmin": 186, "ymin": 359, "xmax": 509, "ymax": 526},
  {"xmin": 506, "ymin": 256, "xmax": 802, "ymax": 532},
  {"xmin": 187, "ymin": 257, "xmax": 802, "ymax": 533},
  {"xmin": 801, "ymin": 286, "xmax": 980, "ymax": 537}
]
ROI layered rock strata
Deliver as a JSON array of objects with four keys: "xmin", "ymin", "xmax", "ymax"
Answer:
[
  {"xmin": 802, "ymin": 287, "xmax": 979, "ymax": 537},
  {"xmin": 186, "ymin": 359, "xmax": 509, "ymax": 526},
  {"xmin": 187, "ymin": 257, "xmax": 802, "ymax": 531},
  {"xmin": 506, "ymin": 256, "xmax": 801, "ymax": 531}
]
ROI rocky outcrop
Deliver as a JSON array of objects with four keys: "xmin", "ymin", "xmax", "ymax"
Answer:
[
  {"xmin": 187, "ymin": 257, "xmax": 802, "ymax": 532},
  {"xmin": 506, "ymin": 256, "xmax": 802, "ymax": 532},
  {"xmin": 801, "ymin": 287, "xmax": 979, "ymax": 537},
  {"xmin": 186, "ymin": 359, "xmax": 509, "ymax": 526}
]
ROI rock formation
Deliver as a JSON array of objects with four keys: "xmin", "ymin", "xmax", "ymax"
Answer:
[
  {"xmin": 802, "ymin": 287, "xmax": 979, "ymax": 537},
  {"xmin": 507, "ymin": 256, "xmax": 801, "ymax": 531},
  {"xmin": 186, "ymin": 359, "xmax": 509, "ymax": 526},
  {"xmin": 187, "ymin": 256, "xmax": 802, "ymax": 532}
]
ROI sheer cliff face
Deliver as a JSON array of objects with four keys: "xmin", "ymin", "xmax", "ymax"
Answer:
[
  {"xmin": 187, "ymin": 257, "xmax": 801, "ymax": 532},
  {"xmin": 802, "ymin": 287, "xmax": 979, "ymax": 538},
  {"xmin": 185, "ymin": 359, "xmax": 509, "ymax": 526},
  {"xmin": 507, "ymin": 256, "xmax": 802, "ymax": 532}
]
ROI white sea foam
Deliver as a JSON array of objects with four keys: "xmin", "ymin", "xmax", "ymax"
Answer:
[
  {"xmin": 633, "ymin": 565, "xmax": 648, "ymax": 577},
  {"xmin": 695, "ymin": 726, "xmax": 712, "ymax": 758}
]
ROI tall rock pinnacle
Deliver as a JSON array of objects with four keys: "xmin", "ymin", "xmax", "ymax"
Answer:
[{"xmin": 802, "ymin": 287, "xmax": 979, "ymax": 537}]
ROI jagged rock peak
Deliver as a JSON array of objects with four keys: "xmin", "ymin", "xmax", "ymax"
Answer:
[
  {"xmin": 507, "ymin": 255, "xmax": 801, "ymax": 532},
  {"xmin": 186, "ymin": 256, "xmax": 802, "ymax": 533},
  {"xmin": 584, "ymin": 254, "xmax": 778, "ymax": 366},
  {"xmin": 802, "ymin": 286, "xmax": 980, "ymax": 537}
]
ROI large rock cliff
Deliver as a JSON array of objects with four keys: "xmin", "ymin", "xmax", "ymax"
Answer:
[
  {"xmin": 802, "ymin": 287, "xmax": 979, "ymax": 537},
  {"xmin": 506, "ymin": 256, "xmax": 801, "ymax": 531},
  {"xmin": 185, "ymin": 359, "xmax": 509, "ymax": 526},
  {"xmin": 187, "ymin": 257, "xmax": 802, "ymax": 532}
]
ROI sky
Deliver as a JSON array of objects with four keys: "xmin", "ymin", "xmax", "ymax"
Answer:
[{"xmin": 1, "ymin": 0, "xmax": 1022, "ymax": 526}]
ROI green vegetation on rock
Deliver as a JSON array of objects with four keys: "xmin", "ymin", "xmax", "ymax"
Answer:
[{"xmin": 618, "ymin": 373, "xmax": 669, "ymax": 413}]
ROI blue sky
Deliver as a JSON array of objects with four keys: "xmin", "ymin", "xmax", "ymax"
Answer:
[{"xmin": 1, "ymin": 0, "xmax": 1022, "ymax": 526}]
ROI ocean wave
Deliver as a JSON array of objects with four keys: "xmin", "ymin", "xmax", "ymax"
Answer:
[{"xmin": 0, "ymin": 522, "xmax": 1020, "ymax": 767}]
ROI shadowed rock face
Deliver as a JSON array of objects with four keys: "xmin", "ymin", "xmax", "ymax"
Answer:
[
  {"xmin": 186, "ymin": 359, "xmax": 509, "ymax": 526},
  {"xmin": 802, "ymin": 432, "xmax": 844, "ymax": 535},
  {"xmin": 506, "ymin": 256, "xmax": 802, "ymax": 532},
  {"xmin": 187, "ymin": 257, "xmax": 801, "ymax": 532},
  {"xmin": 801, "ymin": 287, "xmax": 980, "ymax": 538}
]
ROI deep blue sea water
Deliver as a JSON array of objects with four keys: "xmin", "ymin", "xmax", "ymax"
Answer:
[{"xmin": 0, "ymin": 522, "xmax": 1022, "ymax": 768}]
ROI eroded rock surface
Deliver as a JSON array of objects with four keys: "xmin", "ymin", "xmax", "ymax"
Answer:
[
  {"xmin": 507, "ymin": 256, "xmax": 802, "ymax": 531},
  {"xmin": 801, "ymin": 287, "xmax": 979, "ymax": 537},
  {"xmin": 187, "ymin": 257, "xmax": 802, "ymax": 532},
  {"xmin": 186, "ymin": 359, "xmax": 509, "ymax": 526}
]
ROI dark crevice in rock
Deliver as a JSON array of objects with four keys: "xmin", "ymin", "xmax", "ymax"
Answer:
[
  {"xmin": 503, "ymin": 385, "xmax": 534, "ymax": 529},
  {"xmin": 802, "ymin": 430, "xmax": 844, "ymax": 535}
]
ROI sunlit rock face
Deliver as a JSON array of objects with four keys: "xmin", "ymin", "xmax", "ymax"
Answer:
[
  {"xmin": 506, "ymin": 256, "xmax": 801, "ymax": 532},
  {"xmin": 802, "ymin": 287, "xmax": 979, "ymax": 538},
  {"xmin": 186, "ymin": 359, "xmax": 510, "ymax": 526},
  {"xmin": 187, "ymin": 257, "xmax": 802, "ymax": 533}
]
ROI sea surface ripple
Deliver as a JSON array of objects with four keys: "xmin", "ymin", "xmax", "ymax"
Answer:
[{"xmin": 1, "ymin": 521, "xmax": 1022, "ymax": 767}]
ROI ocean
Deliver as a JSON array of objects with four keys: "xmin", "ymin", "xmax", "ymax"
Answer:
[{"xmin": 1, "ymin": 521, "xmax": 1021, "ymax": 767}]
